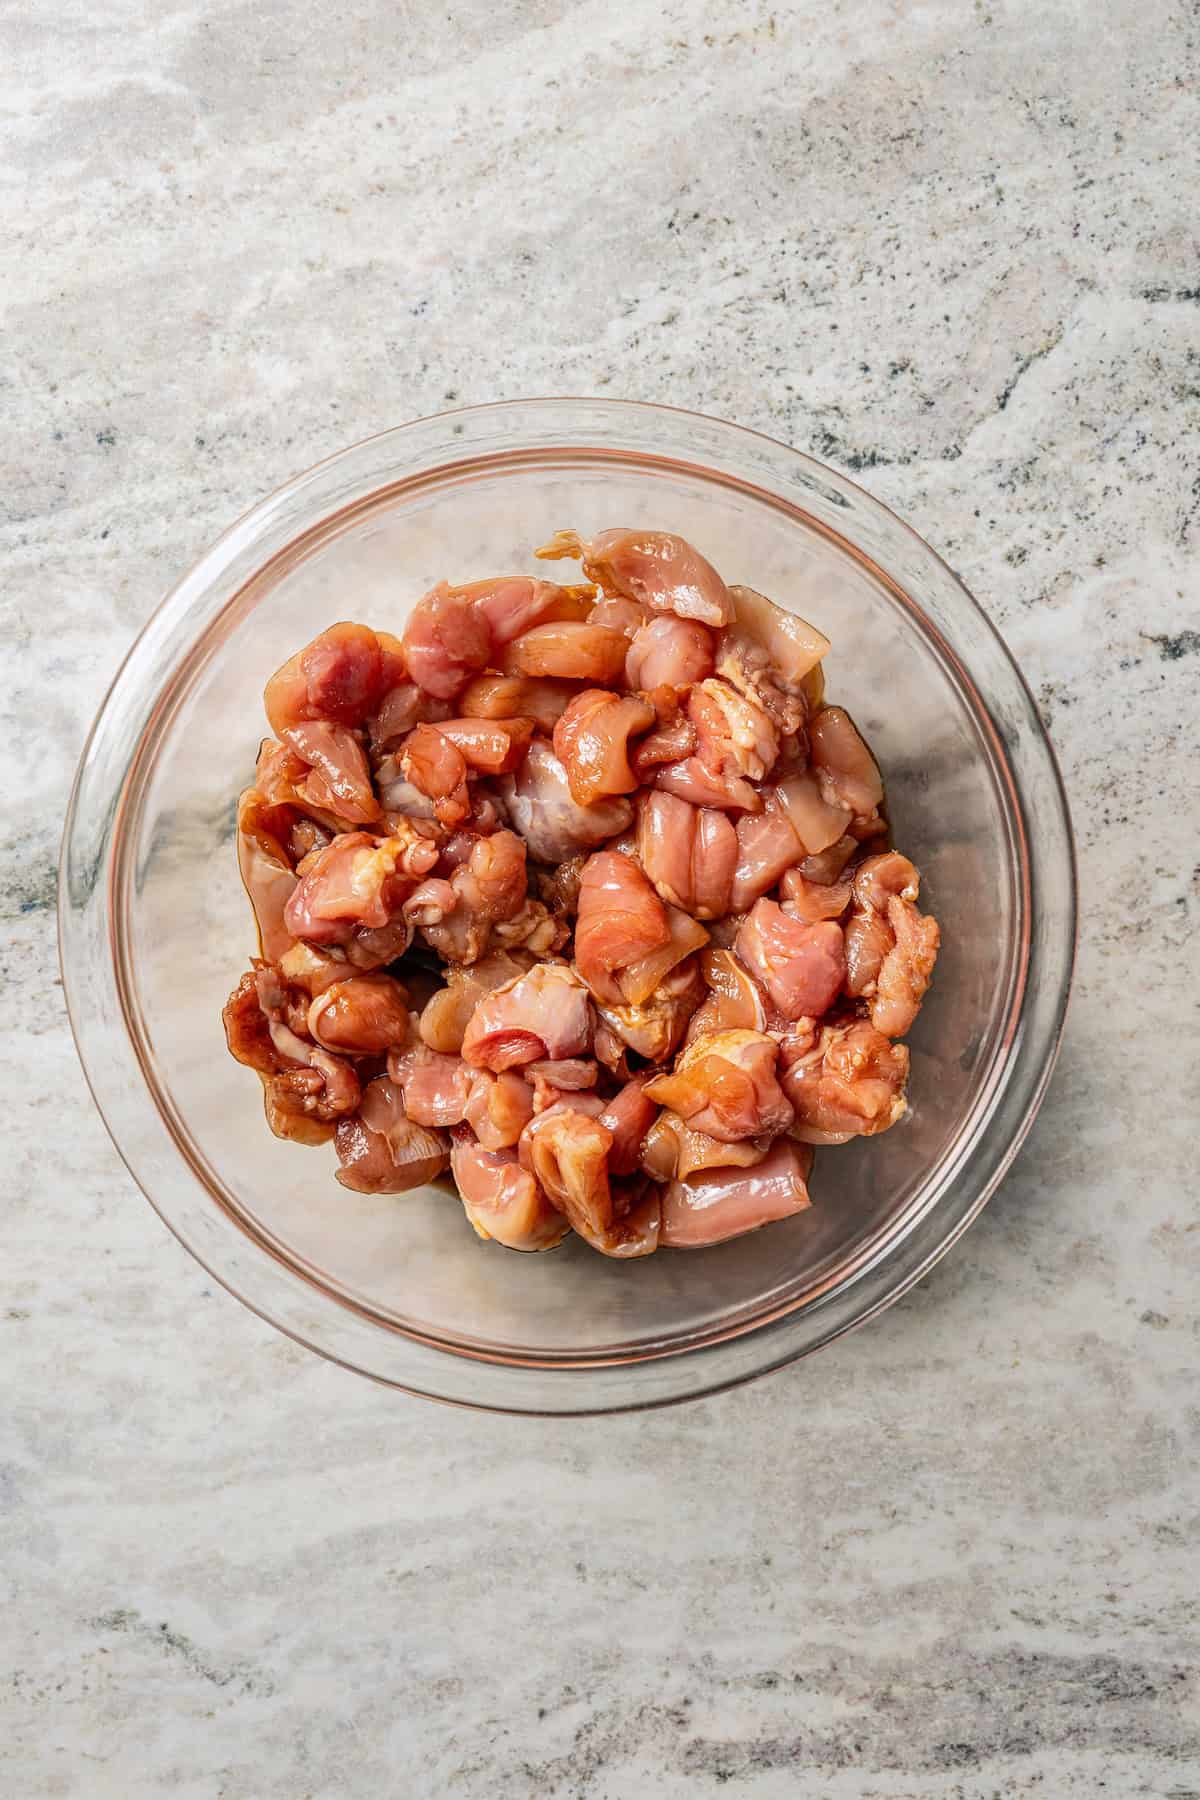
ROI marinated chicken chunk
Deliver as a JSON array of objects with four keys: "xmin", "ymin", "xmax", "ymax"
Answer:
[
  {"xmin": 496, "ymin": 739, "xmax": 635, "ymax": 863},
  {"xmin": 644, "ymin": 1029, "xmax": 793, "ymax": 1143},
  {"xmin": 538, "ymin": 528, "xmax": 733, "ymax": 628},
  {"xmin": 460, "ymin": 962, "xmax": 593, "ymax": 1072},
  {"xmin": 779, "ymin": 1019, "xmax": 910, "ymax": 1142},
  {"xmin": 660, "ymin": 1141, "xmax": 814, "ymax": 1247},
  {"xmin": 553, "ymin": 689, "xmax": 656, "ymax": 805},
  {"xmin": 451, "ymin": 1132, "xmax": 570, "ymax": 1251}
]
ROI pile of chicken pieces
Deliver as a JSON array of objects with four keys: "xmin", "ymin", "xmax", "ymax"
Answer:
[{"xmin": 223, "ymin": 528, "xmax": 940, "ymax": 1256}]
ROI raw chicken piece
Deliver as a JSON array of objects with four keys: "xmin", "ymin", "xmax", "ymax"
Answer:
[
  {"xmin": 335, "ymin": 1076, "xmax": 451, "ymax": 1192},
  {"xmin": 685, "ymin": 948, "xmax": 769, "ymax": 1040},
  {"xmin": 637, "ymin": 791, "xmax": 737, "ymax": 919},
  {"xmin": 307, "ymin": 973, "xmax": 411, "ymax": 1054},
  {"xmin": 497, "ymin": 739, "xmax": 634, "ymax": 863},
  {"xmin": 266, "ymin": 1050, "xmax": 351, "ymax": 1139},
  {"xmin": 458, "ymin": 673, "xmax": 582, "ymax": 734},
  {"xmin": 688, "ymin": 678, "xmax": 779, "ymax": 783},
  {"xmin": 435, "ymin": 716, "xmax": 534, "ymax": 775},
  {"xmin": 852, "ymin": 850, "xmax": 919, "ymax": 911},
  {"xmin": 264, "ymin": 621, "xmax": 385, "ymax": 736},
  {"xmin": 284, "ymin": 827, "xmax": 438, "ymax": 948},
  {"xmin": 628, "ymin": 711, "xmax": 697, "ymax": 778},
  {"xmin": 489, "ymin": 897, "xmax": 568, "ymax": 958},
  {"xmin": 468, "ymin": 576, "xmax": 592, "ymax": 646},
  {"xmin": 462, "ymin": 1068, "xmax": 536, "ymax": 1151},
  {"xmin": 367, "ymin": 681, "xmax": 427, "ymax": 755},
  {"xmin": 728, "ymin": 804, "xmax": 806, "ymax": 913},
  {"xmin": 537, "ymin": 528, "xmax": 733, "ymax": 628},
  {"xmin": 418, "ymin": 951, "xmax": 533, "ymax": 1054},
  {"xmin": 593, "ymin": 958, "xmax": 705, "ymax": 1064},
  {"xmin": 725, "ymin": 584, "xmax": 828, "ymax": 681},
  {"xmin": 779, "ymin": 865, "xmax": 854, "ymax": 922},
  {"xmin": 461, "ymin": 963, "xmax": 593, "ymax": 1072},
  {"xmin": 640, "ymin": 1110, "xmax": 768, "ymax": 1182},
  {"xmin": 519, "ymin": 1108, "xmax": 659, "ymax": 1258},
  {"xmin": 245, "ymin": 962, "xmax": 300, "ymax": 1028},
  {"xmin": 844, "ymin": 911, "xmax": 894, "ymax": 999},
  {"xmin": 714, "ymin": 585, "xmax": 829, "ymax": 735},
  {"xmin": 809, "ymin": 706, "xmax": 884, "ymax": 820},
  {"xmin": 386, "ymin": 1044, "xmax": 474, "ymax": 1127},
  {"xmin": 222, "ymin": 967, "xmax": 279, "ymax": 1074},
  {"xmin": 573, "ymin": 850, "xmax": 670, "ymax": 1005},
  {"xmin": 451, "ymin": 1133, "xmax": 570, "ymax": 1251},
  {"xmin": 449, "ymin": 828, "xmax": 528, "ymax": 924},
  {"xmin": 771, "ymin": 771, "xmax": 854, "ymax": 856},
  {"xmin": 526, "ymin": 1058, "xmax": 598, "ymax": 1092},
  {"xmin": 261, "ymin": 1091, "xmax": 336, "ymax": 1147},
  {"xmin": 617, "ymin": 905, "xmax": 710, "ymax": 1008},
  {"xmin": 873, "ymin": 896, "xmax": 941, "ymax": 1038},
  {"xmin": 843, "ymin": 852, "xmax": 939, "ymax": 1035},
  {"xmin": 603, "ymin": 1183, "xmax": 663, "ymax": 1258},
  {"xmin": 779, "ymin": 1020, "xmax": 909, "ymax": 1139},
  {"xmin": 644, "ymin": 1028, "xmax": 793, "ymax": 1143},
  {"xmin": 625, "ymin": 615, "xmax": 715, "ymax": 691},
  {"xmin": 236, "ymin": 788, "xmax": 299, "ymax": 962},
  {"xmin": 735, "ymin": 900, "xmax": 846, "ymax": 1022},
  {"xmin": 253, "ymin": 740, "xmax": 350, "ymax": 844},
  {"xmin": 281, "ymin": 721, "xmax": 381, "ymax": 825},
  {"xmin": 530, "ymin": 1085, "xmax": 607, "ymax": 1118},
  {"xmin": 344, "ymin": 919, "xmax": 416, "ymax": 972},
  {"xmin": 652, "ymin": 756, "xmax": 762, "ymax": 813},
  {"xmin": 374, "ymin": 764, "xmax": 440, "ymax": 821},
  {"xmin": 796, "ymin": 833, "xmax": 859, "ymax": 886},
  {"xmin": 660, "ymin": 1140, "xmax": 813, "ymax": 1248},
  {"xmin": 254, "ymin": 738, "xmax": 323, "ymax": 811},
  {"xmin": 417, "ymin": 830, "xmax": 529, "ymax": 965},
  {"xmin": 588, "ymin": 595, "xmax": 647, "ymax": 637},
  {"xmin": 499, "ymin": 621, "xmax": 629, "ymax": 685},
  {"xmin": 552, "ymin": 689, "xmax": 656, "ymax": 805},
  {"xmin": 403, "ymin": 878, "xmax": 459, "ymax": 930},
  {"xmin": 225, "ymin": 969, "xmax": 364, "ymax": 1137},
  {"xmin": 281, "ymin": 1045, "xmax": 361, "ymax": 1119},
  {"xmin": 402, "ymin": 582, "xmax": 493, "ymax": 699},
  {"xmin": 252, "ymin": 961, "xmax": 334, "ymax": 1055},
  {"xmin": 596, "ymin": 1073, "xmax": 659, "ymax": 1176},
  {"xmin": 399, "ymin": 724, "xmax": 471, "ymax": 826}
]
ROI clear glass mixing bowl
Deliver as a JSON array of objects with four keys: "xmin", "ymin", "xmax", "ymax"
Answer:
[{"xmin": 59, "ymin": 399, "xmax": 1076, "ymax": 1413}]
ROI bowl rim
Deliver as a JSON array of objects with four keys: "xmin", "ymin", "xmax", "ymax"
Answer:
[{"xmin": 59, "ymin": 396, "xmax": 1078, "ymax": 1413}]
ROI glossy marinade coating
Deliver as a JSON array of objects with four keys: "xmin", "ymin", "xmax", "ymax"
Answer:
[{"xmin": 223, "ymin": 533, "xmax": 941, "ymax": 1254}]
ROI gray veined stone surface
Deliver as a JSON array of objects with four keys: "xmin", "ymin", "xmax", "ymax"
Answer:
[{"xmin": 3, "ymin": 0, "xmax": 1198, "ymax": 1793}]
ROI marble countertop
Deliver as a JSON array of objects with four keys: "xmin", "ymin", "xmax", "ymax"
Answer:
[{"xmin": 5, "ymin": 0, "xmax": 1198, "ymax": 1792}]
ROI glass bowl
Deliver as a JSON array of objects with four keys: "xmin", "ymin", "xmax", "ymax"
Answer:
[{"xmin": 59, "ymin": 399, "xmax": 1076, "ymax": 1414}]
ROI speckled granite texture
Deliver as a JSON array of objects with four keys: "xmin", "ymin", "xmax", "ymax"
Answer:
[{"xmin": 4, "ymin": 0, "xmax": 1198, "ymax": 1792}]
